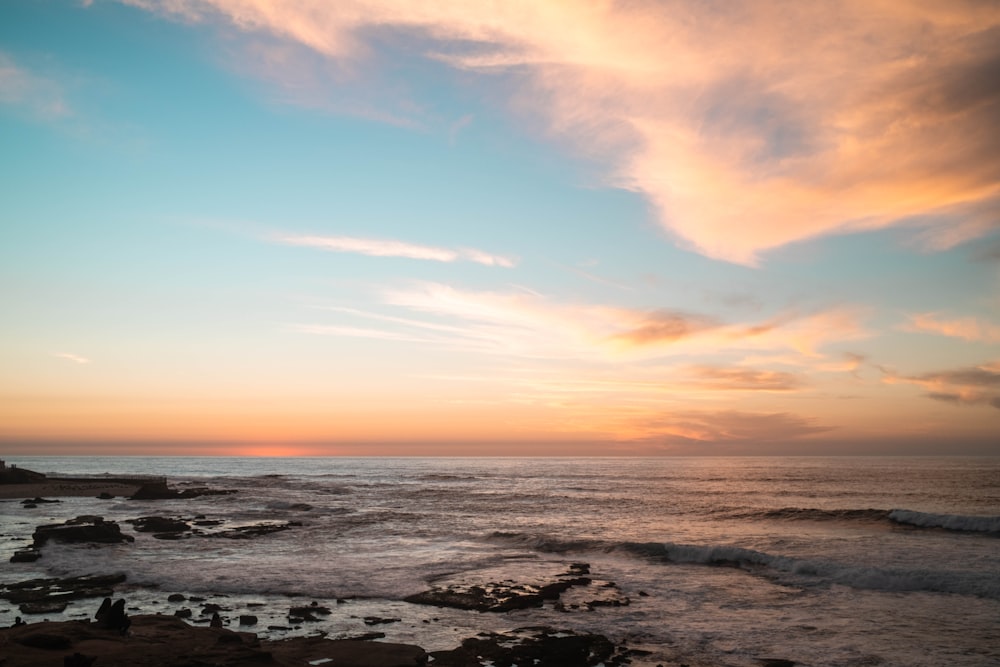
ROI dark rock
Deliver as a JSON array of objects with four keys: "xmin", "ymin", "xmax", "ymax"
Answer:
[
  {"xmin": 129, "ymin": 482, "xmax": 237, "ymax": 500},
  {"xmin": 405, "ymin": 567, "xmax": 595, "ymax": 613},
  {"xmin": 167, "ymin": 593, "xmax": 186, "ymax": 602},
  {"xmin": 1, "ymin": 573, "xmax": 127, "ymax": 604},
  {"xmin": 22, "ymin": 503, "xmax": 37, "ymax": 508},
  {"xmin": 64, "ymin": 652, "xmax": 96, "ymax": 666},
  {"xmin": 430, "ymin": 627, "xmax": 624, "ymax": 667},
  {"xmin": 22, "ymin": 497, "xmax": 60, "ymax": 504},
  {"xmin": 20, "ymin": 600, "xmax": 69, "ymax": 614},
  {"xmin": 363, "ymin": 616, "xmax": 401, "ymax": 626},
  {"xmin": 32, "ymin": 517, "xmax": 134, "ymax": 547},
  {"xmin": 97, "ymin": 492, "xmax": 115, "ymax": 499},
  {"xmin": 239, "ymin": 615, "xmax": 258, "ymax": 626},
  {"xmin": 128, "ymin": 516, "xmax": 191, "ymax": 534},
  {"xmin": 174, "ymin": 608, "xmax": 192, "ymax": 618},
  {"xmin": 758, "ymin": 660, "xmax": 796, "ymax": 667},
  {"xmin": 10, "ymin": 548, "xmax": 42, "ymax": 563}
]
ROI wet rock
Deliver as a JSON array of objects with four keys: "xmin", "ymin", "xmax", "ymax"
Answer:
[
  {"xmin": 363, "ymin": 616, "xmax": 401, "ymax": 626},
  {"xmin": 22, "ymin": 497, "xmax": 60, "ymax": 505},
  {"xmin": 758, "ymin": 660, "xmax": 796, "ymax": 667},
  {"xmin": 430, "ymin": 627, "xmax": 630, "ymax": 667},
  {"xmin": 167, "ymin": 594, "xmax": 186, "ymax": 602},
  {"xmin": 128, "ymin": 516, "xmax": 191, "ymax": 534},
  {"xmin": 239, "ymin": 615, "xmax": 258, "ymax": 626},
  {"xmin": 10, "ymin": 548, "xmax": 42, "ymax": 563},
  {"xmin": 32, "ymin": 517, "xmax": 134, "ymax": 547},
  {"xmin": 1, "ymin": 573, "xmax": 127, "ymax": 605},
  {"xmin": 97, "ymin": 492, "xmax": 115, "ymax": 499},
  {"xmin": 129, "ymin": 482, "xmax": 237, "ymax": 500},
  {"xmin": 174, "ymin": 608, "xmax": 192, "ymax": 618},
  {"xmin": 20, "ymin": 600, "xmax": 69, "ymax": 614},
  {"xmin": 404, "ymin": 565, "xmax": 595, "ymax": 613}
]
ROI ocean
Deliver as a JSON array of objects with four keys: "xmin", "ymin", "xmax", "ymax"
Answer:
[{"xmin": 2, "ymin": 456, "xmax": 998, "ymax": 666}]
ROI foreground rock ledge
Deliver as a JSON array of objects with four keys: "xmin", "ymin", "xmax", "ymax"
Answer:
[{"xmin": 0, "ymin": 615, "xmax": 426, "ymax": 667}]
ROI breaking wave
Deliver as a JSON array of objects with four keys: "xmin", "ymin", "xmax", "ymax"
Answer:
[
  {"xmin": 738, "ymin": 507, "xmax": 1000, "ymax": 535},
  {"xmin": 487, "ymin": 532, "xmax": 1000, "ymax": 600}
]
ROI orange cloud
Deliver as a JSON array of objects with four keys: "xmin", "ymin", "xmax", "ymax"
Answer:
[
  {"xmin": 301, "ymin": 281, "xmax": 867, "ymax": 361},
  {"xmin": 903, "ymin": 313, "xmax": 1000, "ymax": 343},
  {"xmin": 122, "ymin": 0, "xmax": 1000, "ymax": 263}
]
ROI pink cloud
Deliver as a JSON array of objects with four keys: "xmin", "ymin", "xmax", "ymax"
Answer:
[{"xmin": 277, "ymin": 234, "xmax": 515, "ymax": 267}]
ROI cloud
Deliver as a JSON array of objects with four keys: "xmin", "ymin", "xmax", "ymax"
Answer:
[
  {"xmin": 886, "ymin": 361, "xmax": 1000, "ymax": 409},
  {"xmin": 52, "ymin": 352, "xmax": 90, "ymax": 364},
  {"xmin": 685, "ymin": 366, "xmax": 802, "ymax": 392},
  {"xmin": 627, "ymin": 409, "xmax": 831, "ymax": 445},
  {"xmin": 903, "ymin": 313, "xmax": 1000, "ymax": 343},
  {"xmin": 276, "ymin": 234, "xmax": 516, "ymax": 267},
  {"xmin": 298, "ymin": 281, "xmax": 867, "ymax": 363},
  {"xmin": 121, "ymin": 0, "xmax": 1000, "ymax": 264},
  {"xmin": 0, "ymin": 51, "xmax": 71, "ymax": 119}
]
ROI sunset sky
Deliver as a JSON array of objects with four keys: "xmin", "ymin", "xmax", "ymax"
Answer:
[{"xmin": 2, "ymin": 0, "xmax": 999, "ymax": 456}]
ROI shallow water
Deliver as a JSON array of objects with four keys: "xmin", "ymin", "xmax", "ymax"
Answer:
[{"xmin": 2, "ymin": 456, "xmax": 998, "ymax": 666}]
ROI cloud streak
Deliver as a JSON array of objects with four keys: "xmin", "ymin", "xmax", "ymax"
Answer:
[
  {"xmin": 122, "ymin": 0, "xmax": 1000, "ymax": 264},
  {"xmin": 52, "ymin": 352, "xmax": 90, "ymax": 364},
  {"xmin": 885, "ymin": 361, "xmax": 1000, "ymax": 410},
  {"xmin": 0, "ymin": 51, "xmax": 71, "ymax": 119},
  {"xmin": 277, "ymin": 234, "xmax": 515, "ymax": 267},
  {"xmin": 903, "ymin": 313, "xmax": 1000, "ymax": 343}
]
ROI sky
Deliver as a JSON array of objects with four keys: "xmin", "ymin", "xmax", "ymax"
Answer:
[{"xmin": 2, "ymin": 0, "xmax": 999, "ymax": 456}]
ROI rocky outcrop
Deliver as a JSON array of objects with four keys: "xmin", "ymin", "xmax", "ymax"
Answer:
[
  {"xmin": 130, "ymin": 482, "xmax": 237, "ymax": 500},
  {"xmin": 32, "ymin": 516, "xmax": 134, "ymax": 547},
  {"xmin": 429, "ymin": 626, "xmax": 642, "ymax": 667},
  {"xmin": 1, "ymin": 573, "xmax": 127, "ymax": 607},
  {"xmin": 0, "ymin": 615, "xmax": 428, "ymax": 667},
  {"xmin": 403, "ymin": 563, "xmax": 604, "ymax": 613}
]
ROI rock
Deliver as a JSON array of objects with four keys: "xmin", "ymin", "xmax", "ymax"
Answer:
[
  {"xmin": 10, "ymin": 548, "xmax": 42, "ymax": 563},
  {"xmin": 239, "ymin": 615, "xmax": 258, "ymax": 626},
  {"xmin": 22, "ymin": 497, "xmax": 60, "ymax": 504},
  {"xmin": 32, "ymin": 518, "xmax": 134, "ymax": 547},
  {"xmin": 363, "ymin": 616, "xmax": 401, "ymax": 626},
  {"xmin": 1, "ymin": 573, "xmax": 127, "ymax": 605},
  {"xmin": 174, "ymin": 608, "xmax": 192, "ymax": 618},
  {"xmin": 758, "ymin": 660, "xmax": 796, "ymax": 667},
  {"xmin": 430, "ymin": 627, "xmax": 625, "ymax": 667},
  {"xmin": 404, "ymin": 567, "xmax": 595, "ymax": 613},
  {"xmin": 97, "ymin": 492, "xmax": 115, "ymax": 499},
  {"xmin": 128, "ymin": 517, "xmax": 191, "ymax": 534},
  {"xmin": 19, "ymin": 600, "xmax": 69, "ymax": 614},
  {"xmin": 167, "ymin": 594, "xmax": 186, "ymax": 602},
  {"xmin": 129, "ymin": 482, "xmax": 237, "ymax": 500}
]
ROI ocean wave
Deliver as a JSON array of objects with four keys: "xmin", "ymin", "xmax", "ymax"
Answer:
[
  {"xmin": 486, "ymin": 532, "xmax": 1000, "ymax": 599},
  {"xmin": 622, "ymin": 541, "xmax": 1000, "ymax": 599},
  {"xmin": 888, "ymin": 509, "xmax": 1000, "ymax": 534},
  {"xmin": 735, "ymin": 507, "xmax": 1000, "ymax": 535}
]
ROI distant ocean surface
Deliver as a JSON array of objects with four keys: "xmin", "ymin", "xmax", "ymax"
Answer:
[{"xmin": 2, "ymin": 456, "xmax": 999, "ymax": 666}]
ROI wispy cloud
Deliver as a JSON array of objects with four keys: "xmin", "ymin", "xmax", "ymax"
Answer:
[
  {"xmin": 122, "ymin": 1, "xmax": 1000, "ymax": 264},
  {"xmin": 884, "ymin": 361, "xmax": 1000, "ymax": 410},
  {"xmin": 276, "ymin": 234, "xmax": 516, "ymax": 267},
  {"xmin": 295, "ymin": 281, "xmax": 868, "ymax": 363},
  {"xmin": 0, "ymin": 51, "xmax": 71, "ymax": 119},
  {"xmin": 903, "ymin": 313, "xmax": 1000, "ymax": 343},
  {"xmin": 52, "ymin": 352, "xmax": 90, "ymax": 364}
]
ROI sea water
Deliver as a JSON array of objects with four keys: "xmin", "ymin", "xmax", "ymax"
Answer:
[{"xmin": 1, "ymin": 456, "xmax": 998, "ymax": 666}]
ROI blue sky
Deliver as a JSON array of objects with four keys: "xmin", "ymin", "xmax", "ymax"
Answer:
[{"xmin": 2, "ymin": 0, "xmax": 999, "ymax": 455}]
